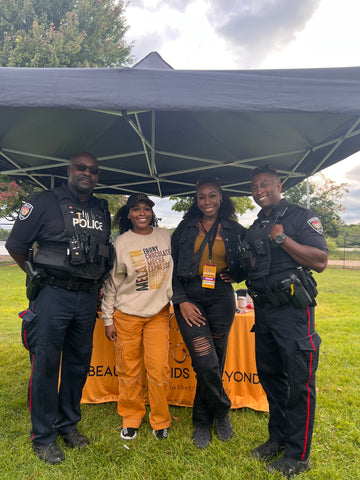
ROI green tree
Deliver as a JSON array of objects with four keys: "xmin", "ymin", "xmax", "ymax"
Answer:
[
  {"xmin": 170, "ymin": 195, "xmax": 255, "ymax": 217},
  {"xmin": 0, "ymin": 227, "xmax": 10, "ymax": 240},
  {"xmin": 336, "ymin": 224, "xmax": 360, "ymax": 248},
  {"xmin": 283, "ymin": 173, "xmax": 349, "ymax": 237},
  {"xmin": 32, "ymin": 0, "xmax": 75, "ymax": 27},
  {"xmin": 0, "ymin": 175, "xmax": 42, "ymax": 221},
  {"xmin": 170, "ymin": 196, "xmax": 193, "ymax": 214},
  {"xmin": 0, "ymin": 0, "xmax": 132, "ymax": 67},
  {"xmin": 0, "ymin": 1, "xmax": 74, "ymax": 38},
  {"xmin": 96, "ymin": 193, "xmax": 126, "ymax": 217},
  {"xmin": 2, "ymin": 15, "xmax": 86, "ymax": 67},
  {"xmin": 0, "ymin": 1, "xmax": 36, "ymax": 41}
]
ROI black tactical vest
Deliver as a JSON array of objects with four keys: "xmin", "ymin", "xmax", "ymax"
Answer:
[
  {"xmin": 240, "ymin": 203, "xmax": 298, "ymax": 280},
  {"xmin": 34, "ymin": 187, "xmax": 112, "ymax": 280}
]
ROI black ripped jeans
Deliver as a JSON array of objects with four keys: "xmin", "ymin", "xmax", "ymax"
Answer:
[{"xmin": 174, "ymin": 276, "xmax": 236, "ymax": 428}]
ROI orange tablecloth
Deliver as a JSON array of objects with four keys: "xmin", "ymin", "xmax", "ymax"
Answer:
[{"xmin": 82, "ymin": 310, "xmax": 268, "ymax": 412}]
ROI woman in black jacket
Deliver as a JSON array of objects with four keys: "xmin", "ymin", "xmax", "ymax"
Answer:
[{"xmin": 171, "ymin": 177, "xmax": 247, "ymax": 449}]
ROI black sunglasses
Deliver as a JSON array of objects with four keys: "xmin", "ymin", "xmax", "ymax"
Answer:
[{"xmin": 71, "ymin": 163, "xmax": 99, "ymax": 175}]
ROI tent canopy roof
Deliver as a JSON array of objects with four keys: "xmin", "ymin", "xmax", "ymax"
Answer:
[{"xmin": 1, "ymin": 53, "xmax": 360, "ymax": 197}]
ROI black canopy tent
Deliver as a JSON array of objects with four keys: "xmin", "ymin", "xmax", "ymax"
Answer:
[{"xmin": 1, "ymin": 52, "xmax": 360, "ymax": 197}]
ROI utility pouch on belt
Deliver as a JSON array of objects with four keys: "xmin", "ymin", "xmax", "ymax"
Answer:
[
  {"xmin": 263, "ymin": 286, "xmax": 281, "ymax": 307},
  {"xmin": 288, "ymin": 274, "xmax": 314, "ymax": 308},
  {"xmin": 296, "ymin": 266, "xmax": 318, "ymax": 303},
  {"xmin": 246, "ymin": 285, "xmax": 265, "ymax": 307},
  {"xmin": 24, "ymin": 261, "xmax": 47, "ymax": 301},
  {"xmin": 272, "ymin": 282, "xmax": 292, "ymax": 306},
  {"xmin": 19, "ymin": 308, "xmax": 38, "ymax": 353}
]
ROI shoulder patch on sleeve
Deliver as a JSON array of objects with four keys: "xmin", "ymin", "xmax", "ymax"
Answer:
[
  {"xmin": 19, "ymin": 202, "xmax": 33, "ymax": 220},
  {"xmin": 307, "ymin": 216, "xmax": 323, "ymax": 234}
]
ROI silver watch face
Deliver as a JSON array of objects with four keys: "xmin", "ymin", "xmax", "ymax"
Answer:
[{"xmin": 274, "ymin": 233, "xmax": 286, "ymax": 245}]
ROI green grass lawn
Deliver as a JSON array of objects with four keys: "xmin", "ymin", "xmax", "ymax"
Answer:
[{"xmin": 0, "ymin": 265, "xmax": 359, "ymax": 479}]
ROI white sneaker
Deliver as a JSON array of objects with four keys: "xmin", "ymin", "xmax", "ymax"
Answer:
[
  {"xmin": 152, "ymin": 428, "xmax": 169, "ymax": 440},
  {"xmin": 121, "ymin": 427, "xmax": 137, "ymax": 440}
]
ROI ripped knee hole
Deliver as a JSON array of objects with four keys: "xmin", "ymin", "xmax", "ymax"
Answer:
[{"xmin": 192, "ymin": 336, "xmax": 212, "ymax": 356}]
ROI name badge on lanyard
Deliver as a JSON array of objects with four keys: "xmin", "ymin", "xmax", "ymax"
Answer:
[
  {"xmin": 199, "ymin": 218, "xmax": 219, "ymax": 289},
  {"xmin": 202, "ymin": 263, "xmax": 217, "ymax": 289}
]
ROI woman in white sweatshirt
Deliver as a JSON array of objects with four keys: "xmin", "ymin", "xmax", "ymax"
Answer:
[{"xmin": 101, "ymin": 193, "xmax": 173, "ymax": 441}]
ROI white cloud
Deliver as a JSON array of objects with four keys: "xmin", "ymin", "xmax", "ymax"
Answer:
[
  {"xmin": 260, "ymin": 0, "xmax": 360, "ymax": 69},
  {"xmin": 207, "ymin": 0, "xmax": 322, "ymax": 67},
  {"xmin": 150, "ymin": 197, "xmax": 184, "ymax": 229},
  {"xmin": 126, "ymin": 0, "xmax": 237, "ymax": 68}
]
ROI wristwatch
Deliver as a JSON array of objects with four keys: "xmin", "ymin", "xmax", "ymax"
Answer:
[{"xmin": 273, "ymin": 233, "xmax": 287, "ymax": 246}]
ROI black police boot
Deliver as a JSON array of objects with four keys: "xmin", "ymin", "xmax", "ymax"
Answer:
[
  {"xmin": 251, "ymin": 438, "xmax": 284, "ymax": 461},
  {"xmin": 266, "ymin": 454, "xmax": 310, "ymax": 478},
  {"xmin": 60, "ymin": 428, "xmax": 89, "ymax": 448},
  {"xmin": 33, "ymin": 441, "xmax": 64, "ymax": 464}
]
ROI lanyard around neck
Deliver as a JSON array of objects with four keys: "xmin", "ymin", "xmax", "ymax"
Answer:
[{"xmin": 200, "ymin": 218, "xmax": 219, "ymax": 263}]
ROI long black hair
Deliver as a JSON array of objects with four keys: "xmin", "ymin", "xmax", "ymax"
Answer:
[
  {"xmin": 112, "ymin": 204, "xmax": 159, "ymax": 234},
  {"xmin": 184, "ymin": 176, "xmax": 237, "ymax": 221}
]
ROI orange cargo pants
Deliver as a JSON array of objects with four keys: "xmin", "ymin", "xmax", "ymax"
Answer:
[{"xmin": 113, "ymin": 305, "xmax": 171, "ymax": 431}]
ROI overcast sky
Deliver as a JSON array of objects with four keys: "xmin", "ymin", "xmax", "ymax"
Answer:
[{"xmin": 124, "ymin": 0, "xmax": 360, "ymax": 227}]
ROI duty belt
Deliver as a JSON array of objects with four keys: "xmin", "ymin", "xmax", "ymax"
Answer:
[
  {"xmin": 247, "ymin": 268, "xmax": 317, "ymax": 309},
  {"xmin": 48, "ymin": 276, "xmax": 97, "ymax": 292}
]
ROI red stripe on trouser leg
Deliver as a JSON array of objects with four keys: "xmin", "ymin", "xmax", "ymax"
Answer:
[
  {"xmin": 302, "ymin": 351, "xmax": 313, "ymax": 460},
  {"xmin": 23, "ymin": 332, "xmax": 29, "ymax": 350},
  {"xmin": 29, "ymin": 355, "xmax": 34, "ymax": 441},
  {"xmin": 301, "ymin": 306, "xmax": 316, "ymax": 460}
]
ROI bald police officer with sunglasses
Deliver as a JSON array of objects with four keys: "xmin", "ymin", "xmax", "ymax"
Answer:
[{"xmin": 6, "ymin": 153, "xmax": 113, "ymax": 465}]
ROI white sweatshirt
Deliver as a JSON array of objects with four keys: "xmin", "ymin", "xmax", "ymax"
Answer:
[{"xmin": 101, "ymin": 228, "xmax": 173, "ymax": 326}]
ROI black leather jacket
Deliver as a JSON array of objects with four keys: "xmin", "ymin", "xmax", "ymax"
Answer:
[{"xmin": 171, "ymin": 216, "xmax": 247, "ymax": 305}]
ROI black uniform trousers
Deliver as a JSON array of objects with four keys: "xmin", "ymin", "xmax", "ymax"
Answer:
[
  {"xmin": 253, "ymin": 301, "xmax": 321, "ymax": 460},
  {"xmin": 174, "ymin": 277, "xmax": 235, "ymax": 428},
  {"xmin": 28, "ymin": 284, "xmax": 97, "ymax": 445}
]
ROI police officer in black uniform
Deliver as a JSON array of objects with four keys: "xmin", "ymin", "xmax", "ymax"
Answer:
[
  {"xmin": 6, "ymin": 152, "xmax": 113, "ymax": 465},
  {"xmin": 240, "ymin": 165, "xmax": 328, "ymax": 478}
]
